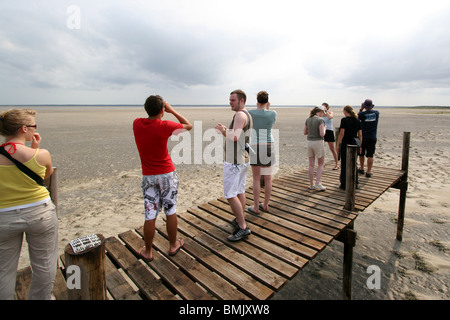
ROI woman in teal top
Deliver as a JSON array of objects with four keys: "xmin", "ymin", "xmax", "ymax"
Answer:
[{"xmin": 248, "ymin": 91, "xmax": 277, "ymax": 214}]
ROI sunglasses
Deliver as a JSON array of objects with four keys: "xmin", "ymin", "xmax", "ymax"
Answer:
[{"xmin": 26, "ymin": 124, "xmax": 37, "ymax": 129}]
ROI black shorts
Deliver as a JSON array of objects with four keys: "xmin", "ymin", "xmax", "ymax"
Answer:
[
  {"xmin": 359, "ymin": 138, "xmax": 377, "ymax": 157},
  {"xmin": 249, "ymin": 144, "xmax": 275, "ymax": 167},
  {"xmin": 324, "ymin": 130, "xmax": 335, "ymax": 142}
]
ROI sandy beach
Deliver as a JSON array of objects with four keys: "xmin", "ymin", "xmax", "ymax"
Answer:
[{"xmin": 4, "ymin": 105, "xmax": 449, "ymax": 300}]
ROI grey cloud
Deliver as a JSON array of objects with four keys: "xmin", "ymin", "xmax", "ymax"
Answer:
[{"xmin": 306, "ymin": 8, "xmax": 450, "ymax": 90}]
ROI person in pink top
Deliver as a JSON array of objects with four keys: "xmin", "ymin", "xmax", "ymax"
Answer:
[{"xmin": 133, "ymin": 95, "xmax": 192, "ymax": 262}]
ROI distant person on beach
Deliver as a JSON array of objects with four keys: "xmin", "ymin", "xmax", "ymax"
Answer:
[
  {"xmin": 248, "ymin": 91, "xmax": 277, "ymax": 214},
  {"xmin": 337, "ymin": 105, "xmax": 363, "ymax": 190},
  {"xmin": 0, "ymin": 109, "xmax": 58, "ymax": 300},
  {"xmin": 133, "ymin": 95, "xmax": 193, "ymax": 262},
  {"xmin": 304, "ymin": 106, "xmax": 327, "ymax": 191},
  {"xmin": 215, "ymin": 89, "xmax": 253, "ymax": 242},
  {"xmin": 358, "ymin": 99, "xmax": 380, "ymax": 178},
  {"xmin": 321, "ymin": 103, "xmax": 339, "ymax": 170}
]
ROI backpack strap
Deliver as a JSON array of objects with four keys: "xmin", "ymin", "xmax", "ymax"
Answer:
[{"xmin": 0, "ymin": 147, "xmax": 45, "ymax": 186}]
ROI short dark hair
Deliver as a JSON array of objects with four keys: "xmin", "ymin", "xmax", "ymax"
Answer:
[
  {"xmin": 257, "ymin": 91, "xmax": 269, "ymax": 104},
  {"xmin": 144, "ymin": 95, "xmax": 164, "ymax": 117},
  {"xmin": 230, "ymin": 89, "xmax": 247, "ymax": 104}
]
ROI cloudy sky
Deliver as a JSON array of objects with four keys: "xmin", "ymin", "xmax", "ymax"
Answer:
[{"xmin": 1, "ymin": 0, "xmax": 449, "ymax": 106}]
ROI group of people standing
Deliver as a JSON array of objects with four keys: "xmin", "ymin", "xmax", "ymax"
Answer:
[
  {"xmin": 0, "ymin": 92, "xmax": 378, "ymax": 300},
  {"xmin": 305, "ymin": 99, "xmax": 380, "ymax": 191}
]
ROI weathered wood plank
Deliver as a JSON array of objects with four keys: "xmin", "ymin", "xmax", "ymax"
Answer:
[
  {"xmin": 181, "ymin": 207, "xmax": 302, "ymax": 277},
  {"xmin": 104, "ymin": 257, "xmax": 141, "ymax": 300},
  {"xmin": 118, "ymin": 230, "xmax": 213, "ymax": 300},
  {"xmin": 135, "ymin": 225, "xmax": 251, "ymax": 300},
  {"xmin": 105, "ymin": 236, "xmax": 178, "ymax": 300},
  {"xmin": 163, "ymin": 217, "xmax": 275, "ymax": 300},
  {"xmin": 200, "ymin": 202, "xmax": 320, "ymax": 259}
]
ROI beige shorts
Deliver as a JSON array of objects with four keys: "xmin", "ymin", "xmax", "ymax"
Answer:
[{"xmin": 307, "ymin": 140, "xmax": 325, "ymax": 159}]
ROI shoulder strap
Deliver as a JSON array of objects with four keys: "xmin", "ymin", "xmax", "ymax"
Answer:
[{"xmin": 0, "ymin": 147, "xmax": 45, "ymax": 186}]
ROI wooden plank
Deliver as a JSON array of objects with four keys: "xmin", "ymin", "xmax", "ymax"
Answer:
[
  {"xmin": 246, "ymin": 190, "xmax": 346, "ymax": 235},
  {"xmin": 105, "ymin": 257, "xmax": 141, "ymax": 300},
  {"xmin": 180, "ymin": 208, "xmax": 303, "ymax": 277},
  {"xmin": 134, "ymin": 225, "xmax": 251, "ymax": 300},
  {"xmin": 274, "ymin": 175, "xmax": 372, "ymax": 206},
  {"xmin": 202, "ymin": 201, "xmax": 323, "ymax": 256},
  {"xmin": 158, "ymin": 217, "xmax": 275, "ymax": 300},
  {"xmin": 209, "ymin": 200, "xmax": 332, "ymax": 248},
  {"xmin": 118, "ymin": 230, "xmax": 213, "ymax": 300},
  {"xmin": 105, "ymin": 236, "xmax": 178, "ymax": 300},
  {"xmin": 180, "ymin": 209, "xmax": 308, "ymax": 270},
  {"xmin": 270, "ymin": 177, "xmax": 362, "ymax": 215},
  {"xmin": 166, "ymin": 211, "xmax": 287, "ymax": 291},
  {"xmin": 272, "ymin": 179, "xmax": 366, "ymax": 212}
]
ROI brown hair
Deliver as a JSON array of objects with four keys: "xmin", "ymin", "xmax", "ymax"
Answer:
[
  {"xmin": 343, "ymin": 105, "xmax": 357, "ymax": 118},
  {"xmin": 230, "ymin": 89, "xmax": 247, "ymax": 104},
  {"xmin": 257, "ymin": 91, "xmax": 269, "ymax": 104},
  {"xmin": 0, "ymin": 109, "xmax": 36, "ymax": 137},
  {"xmin": 309, "ymin": 106, "xmax": 323, "ymax": 118},
  {"xmin": 144, "ymin": 95, "xmax": 165, "ymax": 117}
]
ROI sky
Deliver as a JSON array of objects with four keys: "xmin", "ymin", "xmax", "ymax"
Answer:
[{"xmin": 1, "ymin": 0, "xmax": 450, "ymax": 106}]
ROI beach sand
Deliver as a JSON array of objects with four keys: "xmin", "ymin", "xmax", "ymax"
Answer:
[{"xmin": 6, "ymin": 105, "xmax": 449, "ymax": 300}]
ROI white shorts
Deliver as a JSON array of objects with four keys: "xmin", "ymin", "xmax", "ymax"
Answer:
[
  {"xmin": 307, "ymin": 140, "xmax": 325, "ymax": 159},
  {"xmin": 223, "ymin": 162, "xmax": 249, "ymax": 199},
  {"xmin": 141, "ymin": 171, "xmax": 179, "ymax": 221}
]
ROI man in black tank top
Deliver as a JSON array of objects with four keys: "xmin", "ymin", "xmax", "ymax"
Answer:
[{"xmin": 215, "ymin": 90, "xmax": 252, "ymax": 242}]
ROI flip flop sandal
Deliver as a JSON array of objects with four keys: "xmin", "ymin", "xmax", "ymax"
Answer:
[
  {"xmin": 138, "ymin": 246, "xmax": 153, "ymax": 262},
  {"xmin": 169, "ymin": 239, "xmax": 184, "ymax": 256},
  {"xmin": 248, "ymin": 206, "xmax": 260, "ymax": 214},
  {"xmin": 259, "ymin": 204, "xmax": 268, "ymax": 212}
]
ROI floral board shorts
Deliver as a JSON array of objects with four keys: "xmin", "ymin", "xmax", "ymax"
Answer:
[{"xmin": 141, "ymin": 171, "xmax": 179, "ymax": 221}]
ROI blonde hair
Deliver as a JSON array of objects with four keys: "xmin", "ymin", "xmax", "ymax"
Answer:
[
  {"xmin": 343, "ymin": 105, "xmax": 357, "ymax": 118},
  {"xmin": 0, "ymin": 109, "xmax": 37, "ymax": 137}
]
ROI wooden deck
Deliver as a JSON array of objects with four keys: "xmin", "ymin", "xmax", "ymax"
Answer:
[{"xmin": 15, "ymin": 162, "xmax": 406, "ymax": 300}]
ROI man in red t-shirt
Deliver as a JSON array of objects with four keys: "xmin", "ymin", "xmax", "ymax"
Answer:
[{"xmin": 133, "ymin": 95, "xmax": 192, "ymax": 261}]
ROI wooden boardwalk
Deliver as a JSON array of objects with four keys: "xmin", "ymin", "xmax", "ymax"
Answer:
[{"xmin": 15, "ymin": 163, "xmax": 406, "ymax": 300}]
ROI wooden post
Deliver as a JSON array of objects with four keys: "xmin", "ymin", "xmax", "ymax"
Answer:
[
  {"xmin": 64, "ymin": 234, "xmax": 107, "ymax": 300},
  {"xmin": 45, "ymin": 167, "xmax": 58, "ymax": 214},
  {"xmin": 344, "ymin": 145, "xmax": 358, "ymax": 211},
  {"xmin": 342, "ymin": 224, "xmax": 356, "ymax": 300},
  {"xmin": 396, "ymin": 132, "xmax": 410, "ymax": 241}
]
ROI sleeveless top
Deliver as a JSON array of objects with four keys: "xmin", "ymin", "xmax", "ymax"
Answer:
[
  {"xmin": 224, "ymin": 109, "xmax": 253, "ymax": 164},
  {"xmin": 0, "ymin": 149, "xmax": 50, "ymax": 210}
]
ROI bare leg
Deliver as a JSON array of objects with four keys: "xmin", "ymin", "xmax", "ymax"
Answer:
[
  {"xmin": 366, "ymin": 157, "xmax": 374, "ymax": 174},
  {"xmin": 328, "ymin": 141, "xmax": 339, "ymax": 168},
  {"xmin": 166, "ymin": 214, "xmax": 182, "ymax": 254},
  {"xmin": 359, "ymin": 155, "xmax": 365, "ymax": 171},
  {"xmin": 251, "ymin": 166, "xmax": 261, "ymax": 213},
  {"xmin": 142, "ymin": 219, "xmax": 156, "ymax": 260},
  {"xmin": 227, "ymin": 196, "xmax": 247, "ymax": 229},
  {"xmin": 262, "ymin": 174, "xmax": 272, "ymax": 210}
]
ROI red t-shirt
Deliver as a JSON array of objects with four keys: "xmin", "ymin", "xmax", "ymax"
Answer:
[{"xmin": 133, "ymin": 118, "xmax": 184, "ymax": 175}]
